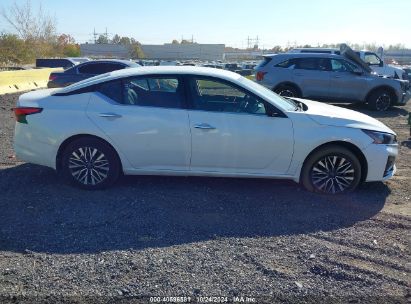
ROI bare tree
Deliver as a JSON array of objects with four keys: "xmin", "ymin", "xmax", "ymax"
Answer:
[{"xmin": 2, "ymin": 0, "xmax": 56, "ymax": 42}]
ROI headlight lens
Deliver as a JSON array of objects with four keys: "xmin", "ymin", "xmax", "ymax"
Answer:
[{"xmin": 362, "ymin": 129, "xmax": 397, "ymax": 144}]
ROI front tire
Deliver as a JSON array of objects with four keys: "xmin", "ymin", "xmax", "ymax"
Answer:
[
  {"xmin": 367, "ymin": 89, "xmax": 393, "ymax": 111},
  {"xmin": 61, "ymin": 138, "xmax": 121, "ymax": 190},
  {"xmin": 301, "ymin": 146, "xmax": 362, "ymax": 194}
]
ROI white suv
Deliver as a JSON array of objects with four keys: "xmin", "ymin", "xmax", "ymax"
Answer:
[{"xmin": 289, "ymin": 47, "xmax": 406, "ymax": 80}]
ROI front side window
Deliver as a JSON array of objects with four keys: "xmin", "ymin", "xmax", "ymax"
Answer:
[
  {"xmin": 331, "ymin": 59, "xmax": 357, "ymax": 72},
  {"xmin": 123, "ymin": 76, "xmax": 183, "ymax": 108},
  {"xmin": 363, "ymin": 53, "xmax": 382, "ymax": 65},
  {"xmin": 189, "ymin": 77, "xmax": 267, "ymax": 115}
]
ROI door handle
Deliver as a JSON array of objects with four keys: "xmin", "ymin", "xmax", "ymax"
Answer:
[
  {"xmin": 98, "ymin": 113, "xmax": 122, "ymax": 118},
  {"xmin": 295, "ymin": 73, "xmax": 304, "ymax": 76},
  {"xmin": 194, "ymin": 123, "xmax": 216, "ymax": 130},
  {"xmin": 334, "ymin": 75, "xmax": 342, "ymax": 78}
]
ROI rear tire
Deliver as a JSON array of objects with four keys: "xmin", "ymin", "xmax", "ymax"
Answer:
[
  {"xmin": 61, "ymin": 137, "xmax": 121, "ymax": 190},
  {"xmin": 367, "ymin": 89, "xmax": 393, "ymax": 111},
  {"xmin": 301, "ymin": 145, "xmax": 362, "ymax": 194},
  {"xmin": 274, "ymin": 84, "xmax": 300, "ymax": 98}
]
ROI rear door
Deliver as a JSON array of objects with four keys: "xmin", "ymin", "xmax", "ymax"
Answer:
[
  {"xmin": 292, "ymin": 57, "xmax": 332, "ymax": 98},
  {"xmin": 86, "ymin": 75, "xmax": 191, "ymax": 171}
]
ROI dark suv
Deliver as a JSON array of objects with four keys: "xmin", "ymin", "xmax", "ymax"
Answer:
[{"xmin": 47, "ymin": 60, "xmax": 141, "ymax": 88}]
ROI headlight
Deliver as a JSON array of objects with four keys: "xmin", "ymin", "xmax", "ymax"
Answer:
[{"xmin": 362, "ymin": 129, "xmax": 397, "ymax": 144}]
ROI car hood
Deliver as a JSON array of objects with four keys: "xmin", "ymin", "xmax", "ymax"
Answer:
[
  {"xmin": 291, "ymin": 98, "xmax": 395, "ymax": 135},
  {"xmin": 340, "ymin": 43, "xmax": 373, "ymax": 74}
]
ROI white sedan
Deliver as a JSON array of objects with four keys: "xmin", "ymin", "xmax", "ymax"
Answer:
[{"xmin": 13, "ymin": 67, "xmax": 398, "ymax": 194}]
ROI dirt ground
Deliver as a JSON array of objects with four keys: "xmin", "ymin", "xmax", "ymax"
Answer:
[{"xmin": 0, "ymin": 92, "xmax": 410, "ymax": 303}]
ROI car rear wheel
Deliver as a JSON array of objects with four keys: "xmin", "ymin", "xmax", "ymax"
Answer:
[
  {"xmin": 274, "ymin": 85, "xmax": 300, "ymax": 98},
  {"xmin": 61, "ymin": 138, "xmax": 121, "ymax": 190},
  {"xmin": 367, "ymin": 89, "xmax": 393, "ymax": 111},
  {"xmin": 301, "ymin": 146, "xmax": 362, "ymax": 194}
]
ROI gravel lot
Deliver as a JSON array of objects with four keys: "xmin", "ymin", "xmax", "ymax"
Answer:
[{"xmin": 0, "ymin": 92, "xmax": 410, "ymax": 303}]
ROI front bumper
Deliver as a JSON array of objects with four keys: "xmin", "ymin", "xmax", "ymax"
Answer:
[
  {"xmin": 398, "ymin": 90, "xmax": 411, "ymax": 105},
  {"xmin": 362, "ymin": 143, "xmax": 398, "ymax": 182}
]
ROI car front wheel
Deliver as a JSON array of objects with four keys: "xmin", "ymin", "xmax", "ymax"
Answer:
[
  {"xmin": 61, "ymin": 137, "xmax": 121, "ymax": 190},
  {"xmin": 367, "ymin": 89, "xmax": 393, "ymax": 111},
  {"xmin": 301, "ymin": 146, "xmax": 362, "ymax": 194}
]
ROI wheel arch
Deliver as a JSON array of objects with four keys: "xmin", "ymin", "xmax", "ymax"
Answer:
[
  {"xmin": 273, "ymin": 82, "xmax": 303, "ymax": 97},
  {"xmin": 56, "ymin": 134, "xmax": 123, "ymax": 173},
  {"xmin": 301, "ymin": 141, "xmax": 368, "ymax": 183},
  {"xmin": 365, "ymin": 85, "xmax": 398, "ymax": 104}
]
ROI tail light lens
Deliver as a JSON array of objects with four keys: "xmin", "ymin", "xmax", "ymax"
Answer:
[
  {"xmin": 49, "ymin": 74, "xmax": 57, "ymax": 81},
  {"xmin": 13, "ymin": 107, "xmax": 43, "ymax": 124},
  {"xmin": 256, "ymin": 71, "xmax": 267, "ymax": 81}
]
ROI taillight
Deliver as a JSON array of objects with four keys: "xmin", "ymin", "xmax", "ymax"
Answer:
[
  {"xmin": 13, "ymin": 107, "xmax": 43, "ymax": 124},
  {"xmin": 256, "ymin": 71, "xmax": 267, "ymax": 81},
  {"xmin": 49, "ymin": 74, "xmax": 57, "ymax": 81}
]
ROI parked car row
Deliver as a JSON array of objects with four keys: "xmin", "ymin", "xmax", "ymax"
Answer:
[{"xmin": 255, "ymin": 44, "xmax": 410, "ymax": 111}]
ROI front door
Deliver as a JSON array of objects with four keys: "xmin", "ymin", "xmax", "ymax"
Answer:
[
  {"xmin": 186, "ymin": 76, "xmax": 294, "ymax": 175},
  {"xmin": 329, "ymin": 59, "xmax": 367, "ymax": 101}
]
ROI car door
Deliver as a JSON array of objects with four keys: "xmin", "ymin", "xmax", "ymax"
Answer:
[
  {"xmin": 329, "ymin": 59, "xmax": 367, "ymax": 101},
  {"xmin": 292, "ymin": 57, "xmax": 332, "ymax": 98},
  {"xmin": 187, "ymin": 76, "xmax": 294, "ymax": 175},
  {"xmin": 86, "ymin": 75, "xmax": 191, "ymax": 171}
]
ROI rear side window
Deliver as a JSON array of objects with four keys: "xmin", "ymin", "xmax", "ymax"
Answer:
[
  {"xmin": 256, "ymin": 57, "xmax": 272, "ymax": 68},
  {"xmin": 123, "ymin": 77, "xmax": 183, "ymax": 108},
  {"xmin": 295, "ymin": 58, "xmax": 331, "ymax": 71},
  {"xmin": 275, "ymin": 58, "xmax": 297, "ymax": 68},
  {"xmin": 97, "ymin": 80, "xmax": 123, "ymax": 103}
]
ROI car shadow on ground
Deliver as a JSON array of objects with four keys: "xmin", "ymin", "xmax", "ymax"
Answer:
[{"xmin": 0, "ymin": 164, "xmax": 390, "ymax": 254}]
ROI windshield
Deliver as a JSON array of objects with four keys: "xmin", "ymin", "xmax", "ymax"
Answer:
[{"xmin": 238, "ymin": 77, "xmax": 297, "ymax": 111}]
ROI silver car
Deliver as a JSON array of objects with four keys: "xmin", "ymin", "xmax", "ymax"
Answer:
[{"xmin": 255, "ymin": 52, "xmax": 410, "ymax": 111}]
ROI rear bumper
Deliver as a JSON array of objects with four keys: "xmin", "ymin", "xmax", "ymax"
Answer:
[{"xmin": 14, "ymin": 123, "xmax": 57, "ymax": 169}]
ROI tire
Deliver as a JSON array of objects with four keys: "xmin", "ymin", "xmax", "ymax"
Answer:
[
  {"xmin": 61, "ymin": 137, "xmax": 121, "ymax": 190},
  {"xmin": 301, "ymin": 145, "xmax": 362, "ymax": 194},
  {"xmin": 274, "ymin": 84, "xmax": 300, "ymax": 98},
  {"xmin": 367, "ymin": 89, "xmax": 393, "ymax": 111}
]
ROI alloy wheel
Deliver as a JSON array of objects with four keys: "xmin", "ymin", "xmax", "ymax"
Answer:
[
  {"xmin": 310, "ymin": 155, "xmax": 355, "ymax": 194},
  {"xmin": 375, "ymin": 93, "xmax": 391, "ymax": 111},
  {"xmin": 278, "ymin": 89, "xmax": 295, "ymax": 97},
  {"xmin": 68, "ymin": 147, "xmax": 110, "ymax": 185}
]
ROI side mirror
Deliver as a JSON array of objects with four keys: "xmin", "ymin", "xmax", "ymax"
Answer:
[{"xmin": 379, "ymin": 60, "xmax": 384, "ymax": 67}]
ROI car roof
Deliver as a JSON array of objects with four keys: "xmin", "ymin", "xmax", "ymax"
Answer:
[
  {"xmin": 290, "ymin": 47, "xmax": 339, "ymax": 52},
  {"xmin": 55, "ymin": 66, "xmax": 242, "ymax": 94},
  {"xmin": 264, "ymin": 53, "xmax": 344, "ymax": 59},
  {"xmin": 77, "ymin": 59, "xmax": 137, "ymax": 66}
]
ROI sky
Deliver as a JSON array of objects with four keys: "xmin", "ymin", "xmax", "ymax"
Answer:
[{"xmin": 1, "ymin": 0, "xmax": 410, "ymax": 48}]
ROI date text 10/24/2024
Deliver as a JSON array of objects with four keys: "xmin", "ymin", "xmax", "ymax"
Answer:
[{"xmin": 149, "ymin": 296, "xmax": 256, "ymax": 303}]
